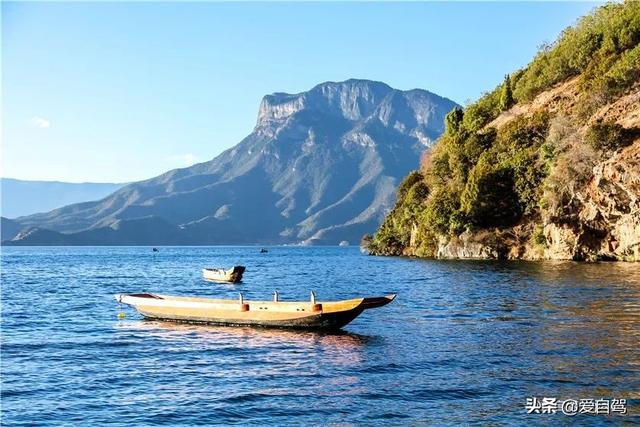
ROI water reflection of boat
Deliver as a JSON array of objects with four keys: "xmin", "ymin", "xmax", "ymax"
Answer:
[
  {"xmin": 115, "ymin": 292, "xmax": 396, "ymax": 331},
  {"xmin": 116, "ymin": 319, "xmax": 373, "ymax": 346},
  {"xmin": 115, "ymin": 320, "xmax": 371, "ymax": 368}
]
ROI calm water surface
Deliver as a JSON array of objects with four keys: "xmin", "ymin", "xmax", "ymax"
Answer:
[{"xmin": 2, "ymin": 247, "xmax": 639, "ymax": 425}]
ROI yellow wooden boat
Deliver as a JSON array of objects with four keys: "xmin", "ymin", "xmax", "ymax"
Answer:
[
  {"xmin": 202, "ymin": 266, "xmax": 245, "ymax": 283},
  {"xmin": 115, "ymin": 292, "xmax": 396, "ymax": 330}
]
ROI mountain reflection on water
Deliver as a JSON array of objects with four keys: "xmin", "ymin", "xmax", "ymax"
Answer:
[{"xmin": 2, "ymin": 247, "xmax": 639, "ymax": 425}]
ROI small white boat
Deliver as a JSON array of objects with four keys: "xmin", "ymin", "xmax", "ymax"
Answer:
[{"xmin": 202, "ymin": 266, "xmax": 245, "ymax": 283}]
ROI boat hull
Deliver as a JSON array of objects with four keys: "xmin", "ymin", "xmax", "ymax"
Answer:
[
  {"xmin": 116, "ymin": 293, "xmax": 395, "ymax": 331},
  {"xmin": 137, "ymin": 308, "xmax": 365, "ymax": 330}
]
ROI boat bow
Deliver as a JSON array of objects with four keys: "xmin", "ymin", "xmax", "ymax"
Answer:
[{"xmin": 359, "ymin": 294, "xmax": 396, "ymax": 310}]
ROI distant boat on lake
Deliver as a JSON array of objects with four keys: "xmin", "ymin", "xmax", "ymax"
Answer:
[
  {"xmin": 115, "ymin": 292, "xmax": 396, "ymax": 330},
  {"xmin": 203, "ymin": 266, "xmax": 245, "ymax": 283}
]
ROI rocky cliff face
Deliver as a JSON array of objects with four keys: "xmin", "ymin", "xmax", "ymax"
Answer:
[
  {"xmin": 429, "ymin": 141, "xmax": 640, "ymax": 262},
  {"xmin": 545, "ymin": 141, "xmax": 640, "ymax": 261},
  {"xmin": 6, "ymin": 79, "xmax": 458, "ymax": 246}
]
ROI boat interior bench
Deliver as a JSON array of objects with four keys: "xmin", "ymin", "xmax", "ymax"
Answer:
[{"xmin": 127, "ymin": 293, "xmax": 164, "ymax": 299}]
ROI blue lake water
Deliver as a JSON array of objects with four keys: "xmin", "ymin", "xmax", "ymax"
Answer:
[{"xmin": 1, "ymin": 246, "xmax": 639, "ymax": 425}]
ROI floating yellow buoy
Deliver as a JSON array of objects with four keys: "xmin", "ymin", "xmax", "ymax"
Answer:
[{"xmin": 117, "ymin": 312, "xmax": 126, "ymax": 319}]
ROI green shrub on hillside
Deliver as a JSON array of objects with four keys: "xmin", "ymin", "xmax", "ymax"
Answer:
[
  {"xmin": 531, "ymin": 226, "xmax": 547, "ymax": 247},
  {"xmin": 499, "ymin": 75, "xmax": 515, "ymax": 111},
  {"xmin": 424, "ymin": 184, "xmax": 462, "ymax": 234},
  {"xmin": 599, "ymin": 44, "xmax": 640, "ymax": 96},
  {"xmin": 460, "ymin": 156, "xmax": 521, "ymax": 227},
  {"xmin": 461, "ymin": 86, "xmax": 502, "ymax": 132},
  {"xmin": 444, "ymin": 108, "xmax": 464, "ymax": 135},
  {"xmin": 586, "ymin": 121, "xmax": 634, "ymax": 151},
  {"xmin": 495, "ymin": 112, "xmax": 549, "ymax": 152},
  {"xmin": 396, "ymin": 171, "xmax": 424, "ymax": 200},
  {"xmin": 364, "ymin": 172, "xmax": 429, "ymax": 254}
]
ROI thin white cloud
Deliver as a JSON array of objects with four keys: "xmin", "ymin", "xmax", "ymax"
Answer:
[
  {"xmin": 29, "ymin": 116, "xmax": 51, "ymax": 129},
  {"xmin": 166, "ymin": 153, "xmax": 198, "ymax": 167}
]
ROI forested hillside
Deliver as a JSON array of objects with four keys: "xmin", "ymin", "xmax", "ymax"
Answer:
[{"xmin": 365, "ymin": 1, "xmax": 640, "ymax": 261}]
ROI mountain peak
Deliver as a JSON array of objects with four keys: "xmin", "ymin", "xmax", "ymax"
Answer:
[
  {"xmin": 256, "ymin": 79, "xmax": 439, "ymax": 127},
  {"xmin": 311, "ymin": 78, "xmax": 392, "ymax": 93}
]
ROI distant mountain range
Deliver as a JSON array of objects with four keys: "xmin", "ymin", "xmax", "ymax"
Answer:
[
  {"xmin": 4, "ymin": 79, "xmax": 458, "ymax": 245},
  {"xmin": 1, "ymin": 178, "xmax": 125, "ymax": 218}
]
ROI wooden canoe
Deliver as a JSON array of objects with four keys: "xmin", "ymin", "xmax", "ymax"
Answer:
[
  {"xmin": 115, "ymin": 292, "xmax": 396, "ymax": 330},
  {"xmin": 202, "ymin": 266, "xmax": 245, "ymax": 283}
]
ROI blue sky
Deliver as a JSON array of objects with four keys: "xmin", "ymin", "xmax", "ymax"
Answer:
[{"xmin": 3, "ymin": 1, "xmax": 599, "ymax": 183}]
